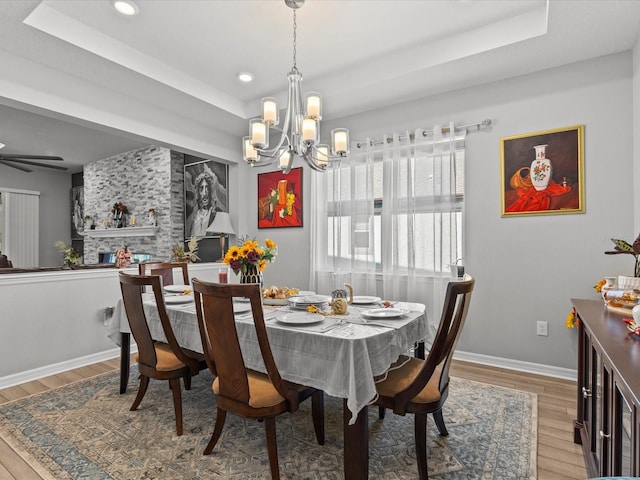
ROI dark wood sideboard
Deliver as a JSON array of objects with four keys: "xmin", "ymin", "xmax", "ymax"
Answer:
[{"xmin": 572, "ymin": 298, "xmax": 640, "ymax": 477}]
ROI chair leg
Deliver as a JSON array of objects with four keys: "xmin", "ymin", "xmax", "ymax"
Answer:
[
  {"xmin": 204, "ymin": 408, "xmax": 227, "ymax": 455},
  {"xmin": 432, "ymin": 409, "xmax": 448, "ymax": 436},
  {"xmin": 184, "ymin": 372, "xmax": 192, "ymax": 391},
  {"xmin": 169, "ymin": 378, "xmax": 183, "ymax": 436},
  {"xmin": 311, "ymin": 390, "xmax": 325, "ymax": 445},
  {"xmin": 130, "ymin": 374, "xmax": 149, "ymax": 411},
  {"xmin": 378, "ymin": 406, "xmax": 386, "ymax": 419},
  {"xmin": 264, "ymin": 417, "xmax": 280, "ymax": 480},
  {"xmin": 414, "ymin": 413, "xmax": 429, "ymax": 480}
]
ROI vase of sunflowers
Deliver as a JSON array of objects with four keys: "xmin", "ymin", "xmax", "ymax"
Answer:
[{"xmin": 224, "ymin": 237, "xmax": 277, "ymax": 288}]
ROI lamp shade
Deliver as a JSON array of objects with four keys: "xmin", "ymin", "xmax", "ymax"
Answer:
[{"xmin": 208, "ymin": 212, "xmax": 236, "ymax": 235}]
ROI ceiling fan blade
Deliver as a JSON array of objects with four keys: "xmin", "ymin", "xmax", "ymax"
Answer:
[
  {"xmin": 0, "ymin": 157, "xmax": 68, "ymax": 171},
  {"xmin": 0, "ymin": 154, "xmax": 64, "ymax": 161},
  {"xmin": 0, "ymin": 159, "xmax": 33, "ymax": 173}
]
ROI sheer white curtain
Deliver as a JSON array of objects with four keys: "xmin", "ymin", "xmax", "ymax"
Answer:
[
  {"xmin": 310, "ymin": 122, "xmax": 465, "ymax": 341},
  {"xmin": 1, "ymin": 189, "xmax": 40, "ymax": 267}
]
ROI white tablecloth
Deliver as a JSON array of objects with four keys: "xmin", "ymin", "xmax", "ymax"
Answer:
[{"xmin": 108, "ymin": 295, "xmax": 428, "ymax": 423}]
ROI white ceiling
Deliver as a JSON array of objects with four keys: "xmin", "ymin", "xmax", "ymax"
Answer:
[{"xmin": 1, "ymin": 0, "xmax": 639, "ymax": 173}]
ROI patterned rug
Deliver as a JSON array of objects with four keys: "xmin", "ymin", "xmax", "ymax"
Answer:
[{"xmin": 0, "ymin": 368, "xmax": 537, "ymax": 479}]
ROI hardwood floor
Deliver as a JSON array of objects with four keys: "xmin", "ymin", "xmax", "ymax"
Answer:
[{"xmin": 0, "ymin": 358, "xmax": 586, "ymax": 479}]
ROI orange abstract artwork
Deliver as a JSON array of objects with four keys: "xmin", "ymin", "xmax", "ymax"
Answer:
[{"xmin": 257, "ymin": 167, "xmax": 303, "ymax": 228}]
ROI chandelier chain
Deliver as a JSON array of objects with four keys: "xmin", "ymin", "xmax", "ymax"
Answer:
[{"xmin": 292, "ymin": 10, "xmax": 297, "ymax": 70}]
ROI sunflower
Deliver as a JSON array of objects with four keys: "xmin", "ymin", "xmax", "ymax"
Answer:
[
  {"xmin": 223, "ymin": 236, "xmax": 278, "ymax": 275},
  {"xmin": 225, "ymin": 245, "xmax": 241, "ymax": 262},
  {"xmin": 240, "ymin": 244, "xmax": 252, "ymax": 258}
]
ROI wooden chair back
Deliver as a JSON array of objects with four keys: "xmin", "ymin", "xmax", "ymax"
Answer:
[
  {"xmin": 138, "ymin": 261, "xmax": 189, "ymax": 286},
  {"xmin": 393, "ymin": 275, "xmax": 475, "ymax": 414},
  {"xmin": 0, "ymin": 255, "xmax": 13, "ymax": 268},
  {"xmin": 119, "ymin": 271, "xmax": 194, "ymax": 371},
  {"xmin": 192, "ymin": 279, "xmax": 296, "ymax": 407}
]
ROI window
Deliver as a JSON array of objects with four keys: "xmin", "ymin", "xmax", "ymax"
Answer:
[{"xmin": 323, "ymin": 137, "xmax": 464, "ymax": 275}]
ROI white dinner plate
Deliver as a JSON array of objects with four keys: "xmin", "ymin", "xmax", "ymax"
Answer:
[
  {"xmin": 263, "ymin": 298, "xmax": 290, "ymax": 306},
  {"xmin": 352, "ymin": 296, "xmax": 382, "ymax": 305},
  {"xmin": 288, "ymin": 295, "xmax": 331, "ymax": 309},
  {"xmin": 164, "ymin": 294, "xmax": 193, "ymax": 304},
  {"xmin": 233, "ymin": 303, "xmax": 251, "ymax": 314},
  {"xmin": 276, "ymin": 312, "xmax": 323, "ymax": 325},
  {"xmin": 361, "ymin": 307, "xmax": 410, "ymax": 319},
  {"xmin": 164, "ymin": 285, "xmax": 191, "ymax": 294}
]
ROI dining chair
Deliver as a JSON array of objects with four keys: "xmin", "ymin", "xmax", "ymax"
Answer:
[
  {"xmin": 138, "ymin": 261, "xmax": 189, "ymax": 286},
  {"xmin": 373, "ymin": 275, "xmax": 475, "ymax": 480},
  {"xmin": 192, "ymin": 279, "xmax": 325, "ymax": 480},
  {"xmin": 118, "ymin": 271, "xmax": 202, "ymax": 436},
  {"xmin": 0, "ymin": 254, "xmax": 13, "ymax": 268}
]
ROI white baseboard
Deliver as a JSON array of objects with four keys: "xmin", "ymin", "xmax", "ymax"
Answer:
[
  {"xmin": 0, "ymin": 346, "xmax": 576, "ymax": 391},
  {"xmin": 454, "ymin": 350, "xmax": 577, "ymax": 381},
  {"xmin": 0, "ymin": 345, "xmax": 138, "ymax": 390}
]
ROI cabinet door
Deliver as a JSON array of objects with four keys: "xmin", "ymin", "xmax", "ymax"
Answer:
[
  {"xmin": 612, "ymin": 378, "xmax": 634, "ymax": 475},
  {"xmin": 590, "ymin": 347, "xmax": 611, "ymax": 475},
  {"xmin": 580, "ymin": 331, "xmax": 592, "ymax": 433},
  {"xmin": 596, "ymin": 362, "xmax": 611, "ymax": 475},
  {"xmin": 588, "ymin": 345, "xmax": 599, "ymax": 460}
]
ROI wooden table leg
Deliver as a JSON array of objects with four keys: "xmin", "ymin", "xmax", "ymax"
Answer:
[
  {"xmin": 344, "ymin": 400, "xmax": 368, "ymax": 480},
  {"xmin": 414, "ymin": 341, "xmax": 425, "ymax": 359},
  {"xmin": 119, "ymin": 332, "xmax": 130, "ymax": 394}
]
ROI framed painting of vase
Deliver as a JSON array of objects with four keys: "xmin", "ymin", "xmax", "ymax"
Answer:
[
  {"xmin": 257, "ymin": 167, "xmax": 303, "ymax": 228},
  {"xmin": 500, "ymin": 125, "xmax": 585, "ymax": 217}
]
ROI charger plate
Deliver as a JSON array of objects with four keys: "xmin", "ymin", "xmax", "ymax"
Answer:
[
  {"xmin": 361, "ymin": 307, "xmax": 410, "ymax": 319},
  {"xmin": 164, "ymin": 295, "xmax": 193, "ymax": 304},
  {"xmin": 277, "ymin": 312, "xmax": 323, "ymax": 325},
  {"xmin": 352, "ymin": 296, "xmax": 381, "ymax": 304},
  {"xmin": 164, "ymin": 285, "xmax": 191, "ymax": 294}
]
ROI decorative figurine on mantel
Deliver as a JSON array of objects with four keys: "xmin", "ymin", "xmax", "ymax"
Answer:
[
  {"xmin": 147, "ymin": 208, "xmax": 157, "ymax": 227},
  {"xmin": 111, "ymin": 202, "xmax": 129, "ymax": 228}
]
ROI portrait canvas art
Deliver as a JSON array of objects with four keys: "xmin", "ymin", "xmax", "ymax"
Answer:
[
  {"xmin": 500, "ymin": 125, "xmax": 585, "ymax": 217},
  {"xmin": 71, "ymin": 186, "xmax": 84, "ymax": 239},
  {"xmin": 184, "ymin": 159, "xmax": 228, "ymax": 238},
  {"xmin": 257, "ymin": 167, "xmax": 303, "ymax": 229}
]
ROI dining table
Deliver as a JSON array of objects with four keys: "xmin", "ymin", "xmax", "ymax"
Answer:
[{"xmin": 107, "ymin": 293, "xmax": 428, "ymax": 480}]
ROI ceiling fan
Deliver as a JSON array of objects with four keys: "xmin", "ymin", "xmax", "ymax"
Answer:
[{"xmin": 0, "ymin": 154, "xmax": 68, "ymax": 173}]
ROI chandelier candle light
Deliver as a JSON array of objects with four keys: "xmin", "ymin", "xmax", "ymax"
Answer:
[{"xmin": 242, "ymin": 0, "xmax": 349, "ymax": 174}]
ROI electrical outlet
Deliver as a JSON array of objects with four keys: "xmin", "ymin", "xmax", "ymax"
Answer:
[{"xmin": 536, "ymin": 321, "xmax": 548, "ymax": 336}]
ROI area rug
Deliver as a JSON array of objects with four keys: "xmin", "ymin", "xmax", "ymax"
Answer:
[{"xmin": 0, "ymin": 368, "xmax": 537, "ymax": 479}]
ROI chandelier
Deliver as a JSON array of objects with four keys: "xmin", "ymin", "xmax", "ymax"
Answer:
[{"xmin": 242, "ymin": 0, "xmax": 350, "ymax": 174}]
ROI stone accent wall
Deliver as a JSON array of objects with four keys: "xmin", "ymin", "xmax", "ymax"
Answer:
[{"xmin": 83, "ymin": 146, "xmax": 184, "ymax": 264}]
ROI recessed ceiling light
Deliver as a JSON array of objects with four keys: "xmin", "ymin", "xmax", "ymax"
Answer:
[
  {"xmin": 0, "ymin": 143, "xmax": 5, "ymax": 150},
  {"xmin": 111, "ymin": 0, "xmax": 139, "ymax": 16},
  {"xmin": 237, "ymin": 72, "xmax": 254, "ymax": 83}
]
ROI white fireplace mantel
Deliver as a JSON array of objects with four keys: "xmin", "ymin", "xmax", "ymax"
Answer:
[{"xmin": 81, "ymin": 226, "xmax": 158, "ymax": 238}]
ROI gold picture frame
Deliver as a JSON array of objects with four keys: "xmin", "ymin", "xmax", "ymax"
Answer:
[{"xmin": 500, "ymin": 125, "xmax": 585, "ymax": 217}]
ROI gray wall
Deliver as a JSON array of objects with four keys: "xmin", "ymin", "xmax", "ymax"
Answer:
[
  {"xmin": 242, "ymin": 52, "xmax": 635, "ymax": 370},
  {"xmin": 1, "ymin": 50, "xmax": 636, "ymax": 373}
]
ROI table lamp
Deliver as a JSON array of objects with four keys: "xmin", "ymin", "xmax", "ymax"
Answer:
[{"xmin": 208, "ymin": 212, "xmax": 235, "ymax": 261}]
